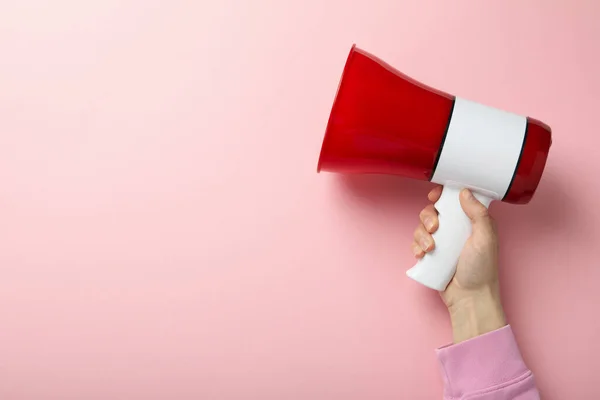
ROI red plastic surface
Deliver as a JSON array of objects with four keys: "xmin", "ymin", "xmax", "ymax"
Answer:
[
  {"xmin": 503, "ymin": 118, "xmax": 552, "ymax": 204},
  {"xmin": 317, "ymin": 45, "xmax": 454, "ymax": 181}
]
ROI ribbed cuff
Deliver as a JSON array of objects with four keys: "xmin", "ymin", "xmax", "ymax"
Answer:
[{"xmin": 436, "ymin": 325, "xmax": 530, "ymax": 399}]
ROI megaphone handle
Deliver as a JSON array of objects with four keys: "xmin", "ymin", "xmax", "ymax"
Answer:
[{"xmin": 405, "ymin": 185, "xmax": 493, "ymax": 291}]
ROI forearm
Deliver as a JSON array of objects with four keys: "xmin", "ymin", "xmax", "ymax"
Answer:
[
  {"xmin": 437, "ymin": 288, "xmax": 541, "ymax": 399},
  {"xmin": 448, "ymin": 285, "xmax": 506, "ymax": 343}
]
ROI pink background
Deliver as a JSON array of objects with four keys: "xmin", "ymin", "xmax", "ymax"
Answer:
[{"xmin": 0, "ymin": 1, "xmax": 598, "ymax": 399}]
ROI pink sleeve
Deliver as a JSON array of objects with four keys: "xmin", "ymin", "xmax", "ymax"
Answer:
[{"xmin": 436, "ymin": 325, "xmax": 540, "ymax": 400}]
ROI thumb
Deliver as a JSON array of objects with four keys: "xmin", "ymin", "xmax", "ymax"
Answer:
[{"xmin": 459, "ymin": 189, "xmax": 490, "ymax": 222}]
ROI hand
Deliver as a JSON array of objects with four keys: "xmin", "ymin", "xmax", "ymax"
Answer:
[{"xmin": 411, "ymin": 186, "xmax": 507, "ymax": 343}]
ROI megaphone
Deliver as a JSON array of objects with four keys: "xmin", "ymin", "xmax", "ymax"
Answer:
[{"xmin": 318, "ymin": 45, "xmax": 552, "ymax": 291}]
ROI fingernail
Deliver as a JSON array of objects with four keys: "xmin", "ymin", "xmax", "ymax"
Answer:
[
  {"xmin": 462, "ymin": 189, "xmax": 473, "ymax": 200},
  {"xmin": 420, "ymin": 237, "xmax": 431, "ymax": 251},
  {"xmin": 424, "ymin": 217, "xmax": 434, "ymax": 231}
]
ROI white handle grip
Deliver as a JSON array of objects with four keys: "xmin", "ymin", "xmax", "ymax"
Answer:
[{"xmin": 406, "ymin": 185, "xmax": 493, "ymax": 291}]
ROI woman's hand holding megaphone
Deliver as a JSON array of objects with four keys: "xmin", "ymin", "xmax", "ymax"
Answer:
[{"xmin": 411, "ymin": 186, "xmax": 506, "ymax": 344}]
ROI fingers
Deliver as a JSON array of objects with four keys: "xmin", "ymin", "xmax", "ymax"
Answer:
[
  {"xmin": 428, "ymin": 186, "xmax": 443, "ymax": 203},
  {"xmin": 411, "ymin": 190, "xmax": 440, "ymax": 259},
  {"xmin": 413, "ymin": 224, "xmax": 434, "ymax": 254},
  {"xmin": 411, "ymin": 242, "xmax": 425, "ymax": 259},
  {"xmin": 459, "ymin": 189, "xmax": 490, "ymax": 222},
  {"xmin": 419, "ymin": 204, "xmax": 439, "ymax": 233}
]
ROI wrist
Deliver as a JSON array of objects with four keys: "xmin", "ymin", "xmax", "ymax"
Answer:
[{"xmin": 448, "ymin": 285, "xmax": 506, "ymax": 343}]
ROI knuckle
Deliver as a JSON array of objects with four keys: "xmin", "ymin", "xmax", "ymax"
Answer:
[
  {"xmin": 413, "ymin": 225, "xmax": 426, "ymax": 239},
  {"xmin": 479, "ymin": 212, "xmax": 492, "ymax": 222},
  {"xmin": 477, "ymin": 214, "xmax": 497, "ymax": 231},
  {"xmin": 419, "ymin": 205, "xmax": 435, "ymax": 219},
  {"xmin": 413, "ymin": 226, "xmax": 422, "ymax": 238}
]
